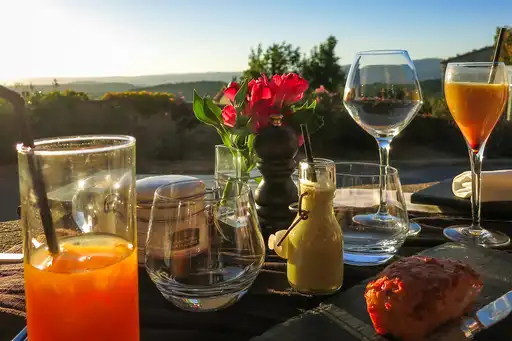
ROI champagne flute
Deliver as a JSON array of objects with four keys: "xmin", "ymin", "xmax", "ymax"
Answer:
[
  {"xmin": 343, "ymin": 50, "xmax": 423, "ymax": 234},
  {"xmin": 443, "ymin": 62, "xmax": 510, "ymax": 247}
]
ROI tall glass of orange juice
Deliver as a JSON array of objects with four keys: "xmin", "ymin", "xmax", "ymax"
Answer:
[
  {"xmin": 444, "ymin": 62, "xmax": 509, "ymax": 247},
  {"xmin": 17, "ymin": 135, "xmax": 139, "ymax": 341}
]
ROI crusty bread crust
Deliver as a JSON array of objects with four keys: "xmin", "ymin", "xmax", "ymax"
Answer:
[{"xmin": 364, "ymin": 256, "xmax": 483, "ymax": 341}]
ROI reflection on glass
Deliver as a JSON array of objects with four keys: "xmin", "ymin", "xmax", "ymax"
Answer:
[
  {"xmin": 17, "ymin": 135, "xmax": 139, "ymax": 341},
  {"xmin": 443, "ymin": 62, "xmax": 510, "ymax": 247},
  {"xmin": 334, "ymin": 162, "xmax": 408, "ymax": 266},
  {"xmin": 145, "ymin": 180, "xmax": 265, "ymax": 312},
  {"xmin": 343, "ymin": 50, "xmax": 423, "ymax": 236}
]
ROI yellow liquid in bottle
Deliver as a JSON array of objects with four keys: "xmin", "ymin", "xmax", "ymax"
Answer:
[{"xmin": 286, "ymin": 181, "xmax": 343, "ymax": 294}]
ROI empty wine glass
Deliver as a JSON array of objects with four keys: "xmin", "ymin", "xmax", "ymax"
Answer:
[
  {"xmin": 145, "ymin": 179, "xmax": 265, "ymax": 312},
  {"xmin": 343, "ymin": 50, "xmax": 423, "ymax": 235}
]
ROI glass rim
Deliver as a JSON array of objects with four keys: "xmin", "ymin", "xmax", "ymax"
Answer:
[
  {"xmin": 215, "ymin": 144, "xmax": 251, "ymax": 152},
  {"xmin": 154, "ymin": 179, "xmax": 251, "ymax": 202},
  {"xmin": 17, "ymin": 135, "xmax": 135, "ymax": 156},
  {"xmin": 299, "ymin": 157, "xmax": 334, "ymax": 166},
  {"xmin": 356, "ymin": 49, "xmax": 409, "ymax": 56},
  {"xmin": 334, "ymin": 162, "xmax": 398, "ymax": 177},
  {"xmin": 446, "ymin": 61, "xmax": 506, "ymax": 67}
]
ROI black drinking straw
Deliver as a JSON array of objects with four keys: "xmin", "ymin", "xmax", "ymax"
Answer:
[
  {"xmin": 488, "ymin": 27, "xmax": 506, "ymax": 84},
  {"xmin": 0, "ymin": 86, "xmax": 59, "ymax": 255},
  {"xmin": 300, "ymin": 124, "xmax": 317, "ymax": 182}
]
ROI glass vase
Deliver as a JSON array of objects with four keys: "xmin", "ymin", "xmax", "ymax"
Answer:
[{"xmin": 214, "ymin": 145, "xmax": 260, "ymax": 192}]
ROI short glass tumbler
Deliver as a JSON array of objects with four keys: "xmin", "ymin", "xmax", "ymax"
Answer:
[
  {"xmin": 334, "ymin": 163, "xmax": 408, "ymax": 266},
  {"xmin": 145, "ymin": 179, "xmax": 265, "ymax": 312}
]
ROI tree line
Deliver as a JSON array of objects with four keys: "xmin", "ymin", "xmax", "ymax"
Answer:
[{"xmin": 242, "ymin": 36, "xmax": 346, "ymax": 93}]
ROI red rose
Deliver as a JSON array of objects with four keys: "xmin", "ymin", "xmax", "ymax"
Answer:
[
  {"xmin": 246, "ymin": 74, "xmax": 274, "ymax": 122},
  {"xmin": 297, "ymin": 134, "xmax": 305, "ymax": 147},
  {"xmin": 271, "ymin": 73, "xmax": 309, "ymax": 107},
  {"xmin": 224, "ymin": 82, "xmax": 240, "ymax": 102},
  {"xmin": 248, "ymin": 74, "xmax": 273, "ymax": 105},
  {"xmin": 221, "ymin": 104, "xmax": 237, "ymax": 128}
]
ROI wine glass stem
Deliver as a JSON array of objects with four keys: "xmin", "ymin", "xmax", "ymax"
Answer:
[
  {"xmin": 468, "ymin": 146, "xmax": 484, "ymax": 232},
  {"xmin": 376, "ymin": 137, "xmax": 392, "ymax": 215}
]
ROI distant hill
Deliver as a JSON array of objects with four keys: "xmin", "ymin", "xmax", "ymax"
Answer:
[
  {"xmin": 8, "ymin": 58, "xmax": 442, "ymax": 100},
  {"xmin": 340, "ymin": 58, "xmax": 442, "ymax": 82},
  {"xmin": 412, "ymin": 58, "xmax": 443, "ymax": 80},
  {"xmin": 135, "ymin": 81, "xmax": 226, "ymax": 100},
  {"xmin": 11, "ymin": 58, "xmax": 441, "ymax": 86},
  {"xmin": 13, "ymin": 72, "xmax": 239, "ymax": 87}
]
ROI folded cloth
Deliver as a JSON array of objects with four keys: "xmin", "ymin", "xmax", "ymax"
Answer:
[
  {"xmin": 0, "ymin": 246, "xmax": 25, "ymax": 341},
  {"xmin": 452, "ymin": 170, "xmax": 512, "ymax": 202}
]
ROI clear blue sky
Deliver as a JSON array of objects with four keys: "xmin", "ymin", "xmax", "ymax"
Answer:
[{"xmin": 0, "ymin": 0, "xmax": 510, "ymax": 81}]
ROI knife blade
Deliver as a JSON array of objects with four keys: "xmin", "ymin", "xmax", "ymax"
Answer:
[
  {"xmin": 0, "ymin": 253, "xmax": 23, "ymax": 264},
  {"xmin": 429, "ymin": 289, "xmax": 512, "ymax": 340},
  {"xmin": 11, "ymin": 326, "xmax": 27, "ymax": 341}
]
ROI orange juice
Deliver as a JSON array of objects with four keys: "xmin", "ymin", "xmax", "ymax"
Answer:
[
  {"xmin": 24, "ymin": 234, "xmax": 139, "ymax": 341},
  {"xmin": 445, "ymin": 82, "xmax": 508, "ymax": 151}
]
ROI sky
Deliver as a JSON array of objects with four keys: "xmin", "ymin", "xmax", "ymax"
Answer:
[{"xmin": 0, "ymin": 0, "xmax": 510, "ymax": 82}]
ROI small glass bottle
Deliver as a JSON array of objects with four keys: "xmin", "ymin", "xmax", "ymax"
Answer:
[{"xmin": 269, "ymin": 158, "xmax": 343, "ymax": 295}]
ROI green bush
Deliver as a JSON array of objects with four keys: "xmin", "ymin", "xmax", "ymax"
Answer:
[
  {"xmin": 0, "ymin": 98, "xmax": 12, "ymax": 115},
  {"xmin": 1, "ymin": 87, "xmax": 511, "ymax": 167},
  {"xmin": 102, "ymin": 91, "xmax": 178, "ymax": 116}
]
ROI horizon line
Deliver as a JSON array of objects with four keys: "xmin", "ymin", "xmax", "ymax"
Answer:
[{"xmin": 2, "ymin": 56, "xmax": 446, "ymax": 84}]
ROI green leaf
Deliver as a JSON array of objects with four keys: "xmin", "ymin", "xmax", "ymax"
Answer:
[
  {"xmin": 292, "ymin": 100, "xmax": 317, "ymax": 112},
  {"xmin": 306, "ymin": 100, "xmax": 317, "ymax": 110},
  {"xmin": 246, "ymin": 134, "xmax": 258, "ymax": 172},
  {"xmin": 234, "ymin": 79, "xmax": 249, "ymax": 111},
  {"xmin": 247, "ymin": 134, "xmax": 256, "ymax": 153},
  {"xmin": 194, "ymin": 90, "xmax": 234, "ymax": 146},
  {"xmin": 217, "ymin": 128, "xmax": 233, "ymax": 148},
  {"xmin": 235, "ymin": 114, "xmax": 250, "ymax": 128},
  {"xmin": 203, "ymin": 96, "xmax": 223, "ymax": 125},
  {"xmin": 205, "ymin": 97, "xmax": 223, "ymax": 122},
  {"xmin": 193, "ymin": 90, "xmax": 217, "ymax": 127},
  {"xmin": 227, "ymin": 126, "xmax": 252, "ymax": 138},
  {"xmin": 287, "ymin": 99, "xmax": 322, "ymax": 134},
  {"xmin": 287, "ymin": 108, "xmax": 324, "ymax": 135},
  {"xmin": 292, "ymin": 101, "xmax": 309, "ymax": 111}
]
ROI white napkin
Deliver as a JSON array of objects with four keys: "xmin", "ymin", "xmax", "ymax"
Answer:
[{"xmin": 452, "ymin": 170, "xmax": 512, "ymax": 202}]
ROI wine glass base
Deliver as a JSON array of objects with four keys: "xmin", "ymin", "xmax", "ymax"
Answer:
[
  {"xmin": 163, "ymin": 289, "xmax": 248, "ymax": 312},
  {"xmin": 407, "ymin": 222, "xmax": 422, "ymax": 236},
  {"xmin": 352, "ymin": 212, "xmax": 400, "ymax": 228},
  {"xmin": 344, "ymin": 251, "xmax": 395, "ymax": 266},
  {"xmin": 443, "ymin": 226, "xmax": 510, "ymax": 248},
  {"xmin": 353, "ymin": 214, "xmax": 421, "ymax": 237}
]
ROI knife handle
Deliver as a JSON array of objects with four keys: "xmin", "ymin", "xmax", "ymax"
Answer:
[
  {"xmin": 460, "ymin": 318, "xmax": 482, "ymax": 339},
  {"xmin": 428, "ymin": 318, "xmax": 480, "ymax": 341}
]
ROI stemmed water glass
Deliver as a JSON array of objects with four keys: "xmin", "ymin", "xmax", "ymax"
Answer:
[
  {"xmin": 343, "ymin": 50, "xmax": 423, "ymax": 235},
  {"xmin": 443, "ymin": 62, "xmax": 510, "ymax": 247}
]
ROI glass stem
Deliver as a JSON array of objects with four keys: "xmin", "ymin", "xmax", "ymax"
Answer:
[
  {"xmin": 376, "ymin": 137, "xmax": 392, "ymax": 215},
  {"xmin": 468, "ymin": 145, "xmax": 485, "ymax": 232}
]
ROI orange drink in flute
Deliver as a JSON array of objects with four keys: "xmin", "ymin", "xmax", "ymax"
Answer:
[
  {"xmin": 445, "ymin": 82, "xmax": 508, "ymax": 152},
  {"xmin": 18, "ymin": 135, "xmax": 140, "ymax": 341},
  {"xmin": 443, "ymin": 62, "xmax": 510, "ymax": 247}
]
